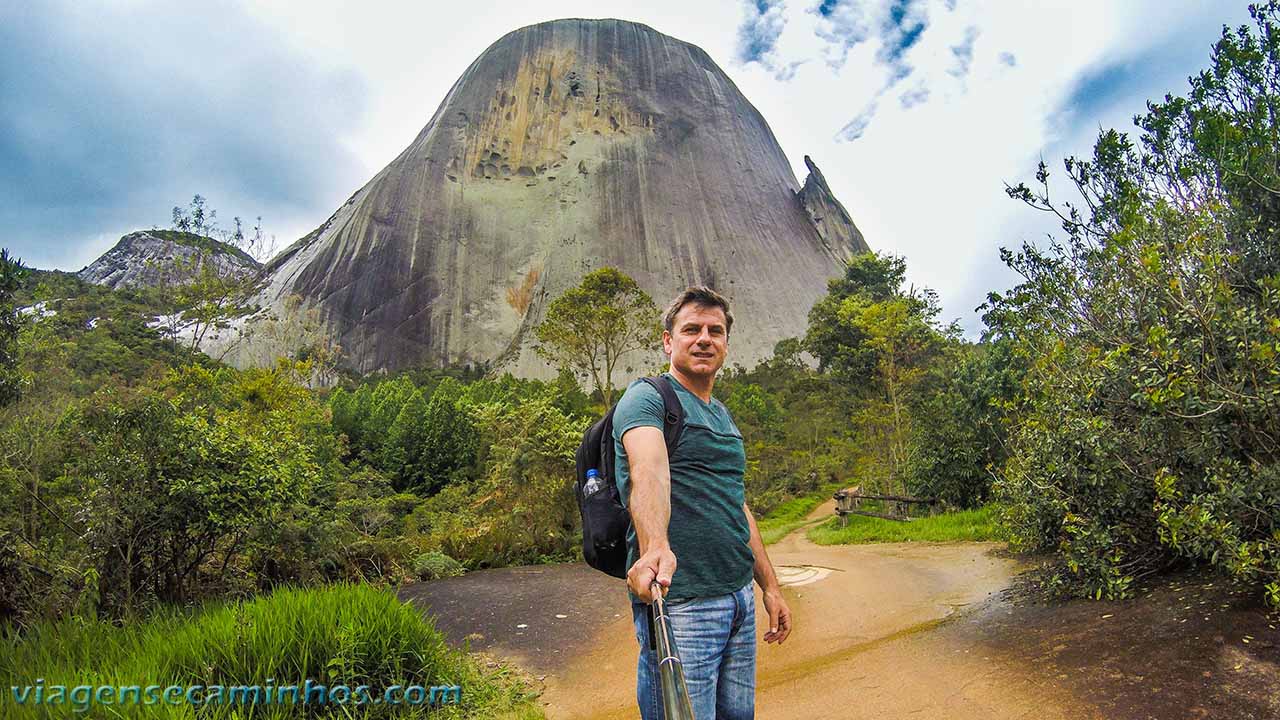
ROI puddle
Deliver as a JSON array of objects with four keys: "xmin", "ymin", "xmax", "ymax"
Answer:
[{"xmin": 775, "ymin": 564, "xmax": 833, "ymax": 587}]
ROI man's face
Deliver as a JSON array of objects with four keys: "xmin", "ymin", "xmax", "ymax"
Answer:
[{"xmin": 663, "ymin": 303, "xmax": 729, "ymax": 379}]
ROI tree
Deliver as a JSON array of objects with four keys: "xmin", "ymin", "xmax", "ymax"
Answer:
[
  {"xmin": 0, "ymin": 249, "xmax": 28, "ymax": 407},
  {"xmin": 384, "ymin": 388, "xmax": 429, "ymax": 488},
  {"xmin": 535, "ymin": 267, "xmax": 660, "ymax": 405},
  {"xmin": 804, "ymin": 252, "xmax": 915, "ymax": 383},
  {"xmin": 339, "ymin": 384, "xmax": 374, "ymax": 453},
  {"xmin": 415, "ymin": 396, "xmax": 587, "ymax": 567},
  {"xmin": 906, "ymin": 339, "xmax": 1020, "ymax": 508},
  {"xmin": 172, "ymin": 196, "xmax": 275, "ymax": 260},
  {"xmin": 804, "ymin": 252, "xmax": 954, "ymax": 493},
  {"xmin": 173, "ymin": 260, "xmax": 259, "ymax": 357},
  {"xmin": 247, "ymin": 294, "xmax": 344, "ymax": 387},
  {"xmin": 723, "ymin": 382, "xmax": 784, "ymax": 441},
  {"xmin": 415, "ymin": 377, "xmax": 478, "ymax": 494},
  {"xmin": 329, "ymin": 386, "xmax": 352, "ymax": 433},
  {"xmin": 845, "ymin": 294, "xmax": 951, "ymax": 489},
  {"xmin": 70, "ymin": 386, "xmax": 319, "ymax": 615},
  {"xmin": 172, "ymin": 195, "xmax": 216, "ymax": 235},
  {"xmin": 991, "ymin": 3, "xmax": 1280, "ymax": 605},
  {"xmin": 362, "ymin": 377, "xmax": 414, "ymax": 463},
  {"xmin": 157, "ymin": 196, "xmax": 270, "ymax": 359}
]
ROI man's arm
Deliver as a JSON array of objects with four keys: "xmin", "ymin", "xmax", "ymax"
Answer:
[
  {"xmin": 744, "ymin": 502, "xmax": 792, "ymax": 644},
  {"xmin": 623, "ymin": 425, "xmax": 677, "ymax": 602}
]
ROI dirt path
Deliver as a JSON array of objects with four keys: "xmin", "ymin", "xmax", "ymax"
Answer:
[
  {"xmin": 532, "ymin": 500, "xmax": 1095, "ymax": 720},
  {"xmin": 404, "ymin": 502, "xmax": 1278, "ymax": 719}
]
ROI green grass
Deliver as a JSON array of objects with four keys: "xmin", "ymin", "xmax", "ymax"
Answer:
[
  {"xmin": 0, "ymin": 584, "xmax": 543, "ymax": 719},
  {"xmin": 756, "ymin": 483, "xmax": 844, "ymax": 545},
  {"xmin": 147, "ymin": 229, "xmax": 260, "ymax": 265},
  {"xmin": 807, "ymin": 504, "xmax": 1003, "ymax": 545}
]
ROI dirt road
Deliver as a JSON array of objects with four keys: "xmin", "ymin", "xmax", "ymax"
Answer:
[
  {"xmin": 405, "ymin": 501, "xmax": 1103, "ymax": 719},
  {"xmin": 534, "ymin": 501, "xmax": 1096, "ymax": 719},
  {"xmin": 403, "ymin": 497, "xmax": 1280, "ymax": 719}
]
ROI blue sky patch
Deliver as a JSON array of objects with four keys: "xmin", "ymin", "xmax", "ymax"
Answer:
[{"xmin": 737, "ymin": 0, "xmax": 787, "ymax": 64}]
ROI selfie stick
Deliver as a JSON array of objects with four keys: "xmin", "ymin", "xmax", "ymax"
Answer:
[{"xmin": 650, "ymin": 581, "xmax": 696, "ymax": 720}]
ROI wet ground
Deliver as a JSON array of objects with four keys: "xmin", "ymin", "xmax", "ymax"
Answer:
[
  {"xmin": 961, "ymin": 569, "xmax": 1280, "ymax": 720},
  {"xmin": 399, "ymin": 562, "xmax": 626, "ymax": 677},
  {"xmin": 400, "ymin": 502, "xmax": 1280, "ymax": 719}
]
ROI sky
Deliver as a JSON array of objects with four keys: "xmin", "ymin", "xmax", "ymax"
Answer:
[{"xmin": 0, "ymin": 0, "xmax": 1251, "ymax": 336}]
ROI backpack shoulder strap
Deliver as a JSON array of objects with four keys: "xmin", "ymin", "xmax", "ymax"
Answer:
[{"xmin": 641, "ymin": 375, "xmax": 684, "ymax": 456}]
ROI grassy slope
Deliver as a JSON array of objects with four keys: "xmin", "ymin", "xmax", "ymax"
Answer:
[
  {"xmin": 16, "ymin": 270, "xmax": 209, "ymax": 391},
  {"xmin": 807, "ymin": 505, "xmax": 1002, "ymax": 545},
  {"xmin": 757, "ymin": 483, "xmax": 844, "ymax": 545},
  {"xmin": 0, "ymin": 584, "xmax": 543, "ymax": 719},
  {"xmin": 146, "ymin": 229, "xmax": 260, "ymax": 267}
]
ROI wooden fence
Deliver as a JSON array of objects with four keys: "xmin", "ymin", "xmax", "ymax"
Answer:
[{"xmin": 832, "ymin": 487, "xmax": 938, "ymax": 526}]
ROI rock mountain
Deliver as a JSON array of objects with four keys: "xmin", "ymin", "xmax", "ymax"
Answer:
[
  {"xmin": 79, "ymin": 230, "xmax": 260, "ymax": 290},
  {"xmin": 236, "ymin": 18, "xmax": 870, "ymax": 377}
]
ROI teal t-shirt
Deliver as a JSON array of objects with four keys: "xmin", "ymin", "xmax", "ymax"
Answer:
[{"xmin": 612, "ymin": 373, "xmax": 754, "ymax": 600}]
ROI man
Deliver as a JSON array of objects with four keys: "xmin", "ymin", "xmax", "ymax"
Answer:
[{"xmin": 612, "ymin": 286, "xmax": 792, "ymax": 720}]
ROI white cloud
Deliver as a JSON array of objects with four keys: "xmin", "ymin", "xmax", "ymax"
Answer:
[
  {"xmin": 714, "ymin": 0, "xmax": 1247, "ymax": 334},
  {"xmin": 25, "ymin": 0, "xmax": 1251, "ymax": 338}
]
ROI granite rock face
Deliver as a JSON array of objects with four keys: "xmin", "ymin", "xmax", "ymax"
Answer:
[
  {"xmin": 797, "ymin": 155, "xmax": 867, "ymax": 260},
  {"xmin": 245, "ymin": 18, "xmax": 869, "ymax": 378},
  {"xmin": 78, "ymin": 230, "xmax": 260, "ymax": 290}
]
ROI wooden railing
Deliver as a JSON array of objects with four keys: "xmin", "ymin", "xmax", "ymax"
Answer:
[{"xmin": 832, "ymin": 487, "xmax": 938, "ymax": 525}]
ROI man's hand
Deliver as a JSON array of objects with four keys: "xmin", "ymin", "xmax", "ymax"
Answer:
[
  {"xmin": 762, "ymin": 587, "xmax": 792, "ymax": 644},
  {"xmin": 742, "ymin": 501, "xmax": 792, "ymax": 644},
  {"xmin": 628, "ymin": 546, "xmax": 676, "ymax": 603}
]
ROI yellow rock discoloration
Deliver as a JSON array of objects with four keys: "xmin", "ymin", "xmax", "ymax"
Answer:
[{"xmin": 461, "ymin": 47, "xmax": 652, "ymax": 181}]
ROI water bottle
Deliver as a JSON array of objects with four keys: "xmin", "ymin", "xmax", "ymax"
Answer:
[{"xmin": 583, "ymin": 468, "xmax": 603, "ymax": 497}]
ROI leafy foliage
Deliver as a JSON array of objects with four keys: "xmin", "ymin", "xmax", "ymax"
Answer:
[
  {"xmin": 906, "ymin": 339, "xmax": 1020, "ymax": 508},
  {"xmin": 413, "ymin": 551, "xmax": 465, "ymax": 581},
  {"xmin": 801, "ymin": 251, "xmax": 966, "ymax": 496},
  {"xmin": 804, "ymin": 252, "xmax": 911, "ymax": 382},
  {"xmin": 0, "ymin": 249, "xmax": 28, "ymax": 407},
  {"xmin": 415, "ymin": 396, "xmax": 588, "ymax": 568},
  {"xmin": 534, "ymin": 267, "xmax": 661, "ymax": 405},
  {"xmin": 991, "ymin": 4, "xmax": 1280, "ymax": 605},
  {"xmin": 415, "ymin": 378, "xmax": 479, "ymax": 495},
  {"xmin": 16, "ymin": 270, "xmax": 204, "ymax": 394},
  {"xmin": 170, "ymin": 194, "xmax": 274, "ymax": 263},
  {"xmin": 718, "ymin": 350, "xmax": 859, "ymax": 514},
  {"xmin": 68, "ymin": 364, "xmax": 334, "ymax": 615}
]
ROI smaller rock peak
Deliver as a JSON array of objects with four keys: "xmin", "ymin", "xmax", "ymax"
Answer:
[
  {"xmin": 77, "ymin": 229, "xmax": 261, "ymax": 291},
  {"xmin": 798, "ymin": 155, "xmax": 869, "ymax": 260},
  {"xmin": 802, "ymin": 155, "xmax": 829, "ymax": 189}
]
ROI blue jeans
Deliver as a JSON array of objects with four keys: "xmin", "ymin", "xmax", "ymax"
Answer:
[{"xmin": 631, "ymin": 583, "xmax": 756, "ymax": 720}]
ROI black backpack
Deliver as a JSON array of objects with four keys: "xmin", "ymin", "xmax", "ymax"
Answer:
[{"xmin": 573, "ymin": 376, "xmax": 684, "ymax": 578}]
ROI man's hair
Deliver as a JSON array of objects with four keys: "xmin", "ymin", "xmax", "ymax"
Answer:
[{"xmin": 662, "ymin": 286, "xmax": 734, "ymax": 335}]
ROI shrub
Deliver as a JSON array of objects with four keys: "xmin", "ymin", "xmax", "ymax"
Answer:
[
  {"xmin": 413, "ymin": 552, "xmax": 465, "ymax": 581},
  {"xmin": 67, "ymin": 385, "xmax": 320, "ymax": 615},
  {"xmin": 417, "ymin": 397, "xmax": 586, "ymax": 567},
  {"xmin": 991, "ymin": 5, "xmax": 1280, "ymax": 605}
]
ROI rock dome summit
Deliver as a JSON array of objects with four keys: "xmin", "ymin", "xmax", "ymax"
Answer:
[{"xmin": 243, "ymin": 18, "xmax": 869, "ymax": 377}]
